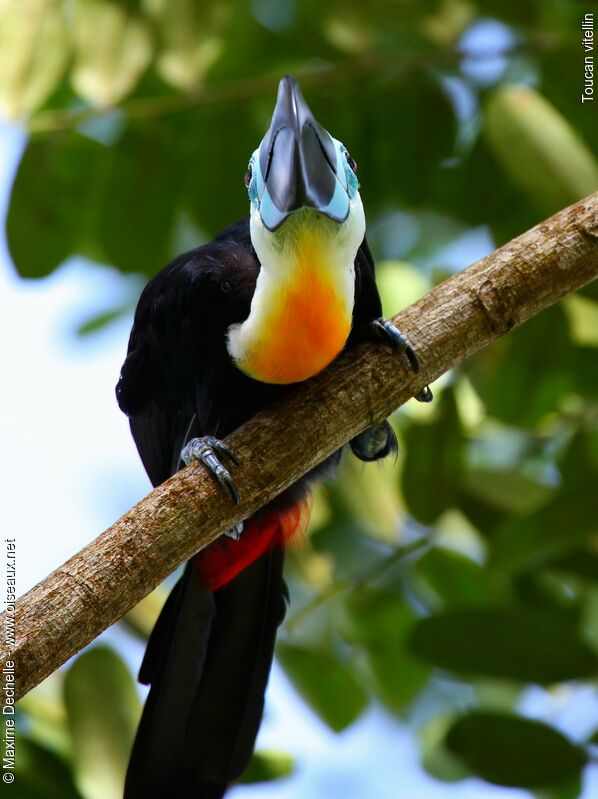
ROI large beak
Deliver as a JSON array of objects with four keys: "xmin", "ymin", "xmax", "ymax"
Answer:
[{"xmin": 257, "ymin": 76, "xmax": 350, "ymax": 232}]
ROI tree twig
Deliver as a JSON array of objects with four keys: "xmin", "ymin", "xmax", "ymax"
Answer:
[
  {"xmin": 4, "ymin": 193, "xmax": 598, "ymax": 701},
  {"xmin": 285, "ymin": 537, "xmax": 430, "ymax": 633},
  {"xmin": 27, "ymin": 37, "xmax": 557, "ymax": 133}
]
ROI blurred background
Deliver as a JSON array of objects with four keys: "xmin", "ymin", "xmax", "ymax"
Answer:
[{"xmin": 2, "ymin": 1, "xmax": 598, "ymax": 797}]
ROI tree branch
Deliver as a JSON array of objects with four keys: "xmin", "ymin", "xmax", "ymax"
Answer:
[
  {"xmin": 28, "ymin": 40, "xmax": 555, "ymax": 133},
  {"xmin": 5, "ymin": 193, "xmax": 598, "ymax": 701}
]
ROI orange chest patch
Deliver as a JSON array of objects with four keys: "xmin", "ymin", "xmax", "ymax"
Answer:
[{"xmin": 239, "ymin": 265, "xmax": 352, "ymax": 384}]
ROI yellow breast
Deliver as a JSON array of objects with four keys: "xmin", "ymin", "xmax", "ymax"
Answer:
[{"xmin": 227, "ymin": 230, "xmax": 354, "ymax": 385}]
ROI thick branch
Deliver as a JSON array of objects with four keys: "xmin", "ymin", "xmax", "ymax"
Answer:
[{"xmin": 5, "ymin": 193, "xmax": 598, "ymax": 700}]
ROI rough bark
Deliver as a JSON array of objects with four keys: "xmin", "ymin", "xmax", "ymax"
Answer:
[{"xmin": 4, "ymin": 192, "xmax": 598, "ymax": 701}]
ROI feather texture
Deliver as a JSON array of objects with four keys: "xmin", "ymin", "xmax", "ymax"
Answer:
[{"xmin": 117, "ymin": 216, "xmax": 384, "ymax": 797}]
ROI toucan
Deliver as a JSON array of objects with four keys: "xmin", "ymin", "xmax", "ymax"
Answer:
[{"xmin": 116, "ymin": 75, "xmax": 431, "ymax": 799}]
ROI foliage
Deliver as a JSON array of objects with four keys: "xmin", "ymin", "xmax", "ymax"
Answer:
[{"xmin": 6, "ymin": 0, "xmax": 598, "ymax": 796}]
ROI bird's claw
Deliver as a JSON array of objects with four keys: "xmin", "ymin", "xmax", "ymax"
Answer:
[
  {"xmin": 350, "ymin": 420, "xmax": 398, "ymax": 462},
  {"xmin": 224, "ymin": 521, "xmax": 245, "ymax": 541},
  {"xmin": 415, "ymin": 385, "xmax": 433, "ymax": 403},
  {"xmin": 180, "ymin": 436, "xmax": 241, "ymax": 503},
  {"xmin": 373, "ymin": 318, "xmax": 433, "ymax": 403},
  {"xmin": 373, "ymin": 318, "xmax": 420, "ymax": 371}
]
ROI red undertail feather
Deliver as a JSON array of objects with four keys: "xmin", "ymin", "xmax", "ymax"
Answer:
[{"xmin": 196, "ymin": 499, "xmax": 313, "ymax": 591}]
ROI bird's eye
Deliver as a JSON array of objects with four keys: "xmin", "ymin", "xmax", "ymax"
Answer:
[
  {"xmin": 244, "ymin": 163, "xmax": 253, "ymax": 187},
  {"xmin": 345, "ymin": 152, "xmax": 357, "ymax": 173}
]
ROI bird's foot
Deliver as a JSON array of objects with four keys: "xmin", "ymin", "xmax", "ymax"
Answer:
[
  {"xmin": 224, "ymin": 521, "xmax": 245, "ymax": 540},
  {"xmin": 180, "ymin": 436, "xmax": 241, "ymax": 503},
  {"xmin": 350, "ymin": 420, "xmax": 398, "ymax": 462},
  {"xmin": 372, "ymin": 318, "xmax": 433, "ymax": 403}
]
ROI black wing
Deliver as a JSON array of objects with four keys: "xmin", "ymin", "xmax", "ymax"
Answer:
[
  {"xmin": 350, "ymin": 235, "xmax": 383, "ymax": 338},
  {"xmin": 119, "ymin": 221, "xmax": 387, "ymax": 798},
  {"xmin": 116, "ymin": 218, "xmax": 382, "ymax": 487},
  {"xmin": 116, "ymin": 218, "xmax": 269, "ymax": 486}
]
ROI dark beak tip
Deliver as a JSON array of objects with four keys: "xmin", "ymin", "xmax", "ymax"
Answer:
[
  {"xmin": 258, "ymin": 75, "xmax": 346, "ymax": 226},
  {"xmin": 276, "ymin": 75, "xmax": 296, "ymax": 106}
]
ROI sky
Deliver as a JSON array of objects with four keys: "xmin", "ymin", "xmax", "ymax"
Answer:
[{"xmin": 2, "ymin": 113, "xmax": 597, "ymax": 799}]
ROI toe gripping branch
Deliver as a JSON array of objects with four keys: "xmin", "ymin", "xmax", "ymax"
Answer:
[
  {"xmin": 373, "ymin": 318, "xmax": 433, "ymax": 403},
  {"xmin": 180, "ymin": 436, "xmax": 244, "ymax": 540},
  {"xmin": 350, "ymin": 419, "xmax": 398, "ymax": 462},
  {"xmin": 181, "ymin": 435, "xmax": 241, "ymax": 504}
]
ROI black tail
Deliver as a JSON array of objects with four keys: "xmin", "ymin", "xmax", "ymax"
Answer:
[{"xmin": 124, "ymin": 548, "xmax": 287, "ymax": 798}]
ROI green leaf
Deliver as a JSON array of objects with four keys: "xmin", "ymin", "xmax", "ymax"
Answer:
[
  {"xmin": 581, "ymin": 587, "xmax": 598, "ymax": 657},
  {"xmin": 550, "ymin": 549, "xmax": 598, "ymax": 583},
  {"xmin": 64, "ymin": 646, "xmax": 141, "ymax": 799},
  {"xmin": 414, "ymin": 547, "xmax": 496, "ymax": 607},
  {"xmin": 334, "ymin": 445, "xmax": 403, "ymax": 539},
  {"xmin": 71, "ymin": 0, "xmax": 153, "ymax": 107},
  {"xmin": 463, "ymin": 467, "xmax": 553, "ymax": 515},
  {"xmin": 457, "ymin": 492, "xmax": 509, "ymax": 541},
  {"xmin": 571, "ymin": 345, "xmax": 598, "ymax": 400},
  {"xmin": 238, "ymin": 750, "xmax": 295, "ymax": 784},
  {"xmin": 75, "ymin": 305, "xmax": 131, "ymax": 336},
  {"xmin": 446, "ymin": 711, "xmax": 587, "ymax": 788},
  {"xmin": 310, "ymin": 512, "xmax": 390, "ymax": 583},
  {"xmin": 484, "ymin": 85, "xmax": 598, "ymax": 215},
  {"xmin": 401, "ymin": 388, "xmax": 465, "ymax": 524},
  {"xmin": 7, "ymin": 132, "xmax": 107, "ymax": 278},
  {"xmin": 465, "ymin": 305, "xmax": 574, "ymax": 428},
  {"xmin": 490, "ymin": 489, "xmax": 598, "ymax": 574},
  {"xmin": 489, "ymin": 434, "xmax": 598, "ymax": 574},
  {"xmin": 323, "ymin": 6, "xmax": 376, "ymax": 54},
  {"xmin": 122, "ymin": 585, "xmax": 168, "ymax": 640},
  {"xmin": 534, "ymin": 774, "xmax": 583, "ymax": 799},
  {"xmin": 375, "ymin": 260, "xmax": 430, "ymax": 319},
  {"xmin": 182, "ymin": 103, "xmax": 260, "ymax": 238},
  {"xmin": 146, "ymin": 0, "xmax": 229, "ymax": 90},
  {"xmin": 364, "ymin": 72, "xmax": 457, "ymax": 208},
  {"xmin": 16, "ymin": 674, "xmax": 70, "ymax": 757},
  {"xmin": 536, "ymin": 31, "xmax": 598, "ymax": 155},
  {"xmin": 98, "ymin": 126, "xmax": 182, "ymax": 274},
  {"xmin": 429, "ymin": 134, "xmax": 539, "ymax": 246},
  {"xmin": 419, "ymin": 716, "xmax": 470, "ymax": 783},
  {"xmin": 344, "ymin": 590, "xmax": 429, "ymax": 711},
  {"xmin": 580, "ymin": 278, "xmax": 598, "ymax": 302},
  {"xmin": 0, "ymin": 0, "xmax": 69, "ymax": 119},
  {"xmin": 421, "ymin": 0, "xmax": 475, "ymax": 46},
  {"xmin": 276, "ymin": 642, "xmax": 368, "ymax": 731},
  {"xmin": 409, "ymin": 607, "xmax": 598, "ymax": 684},
  {"xmin": 565, "ymin": 294, "xmax": 598, "ymax": 348},
  {"xmin": 13, "ymin": 735, "xmax": 82, "ymax": 799}
]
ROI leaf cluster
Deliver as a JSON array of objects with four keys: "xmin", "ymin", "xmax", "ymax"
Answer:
[{"xmin": 7, "ymin": 0, "xmax": 598, "ymax": 796}]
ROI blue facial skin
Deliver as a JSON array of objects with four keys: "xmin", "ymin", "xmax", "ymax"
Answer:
[{"xmin": 246, "ymin": 136, "xmax": 360, "ymax": 232}]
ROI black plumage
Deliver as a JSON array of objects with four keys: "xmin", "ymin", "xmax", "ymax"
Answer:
[{"xmin": 117, "ymin": 216, "xmax": 393, "ymax": 798}]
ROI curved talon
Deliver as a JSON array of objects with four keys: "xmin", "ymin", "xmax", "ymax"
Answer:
[
  {"xmin": 372, "ymin": 317, "xmax": 432, "ymax": 404},
  {"xmin": 350, "ymin": 420, "xmax": 398, "ymax": 462},
  {"xmin": 224, "ymin": 521, "xmax": 245, "ymax": 541},
  {"xmin": 373, "ymin": 318, "xmax": 419, "ymax": 371},
  {"xmin": 213, "ymin": 462, "xmax": 241, "ymax": 504},
  {"xmin": 210, "ymin": 438, "xmax": 241, "ymax": 467},
  {"xmin": 416, "ymin": 386, "xmax": 434, "ymax": 403},
  {"xmin": 404, "ymin": 344, "xmax": 420, "ymax": 373},
  {"xmin": 181, "ymin": 436, "xmax": 241, "ymax": 504}
]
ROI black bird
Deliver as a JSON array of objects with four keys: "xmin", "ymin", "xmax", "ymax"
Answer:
[{"xmin": 117, "ymin": 75, "xmax": 431, "ymax": 799}]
